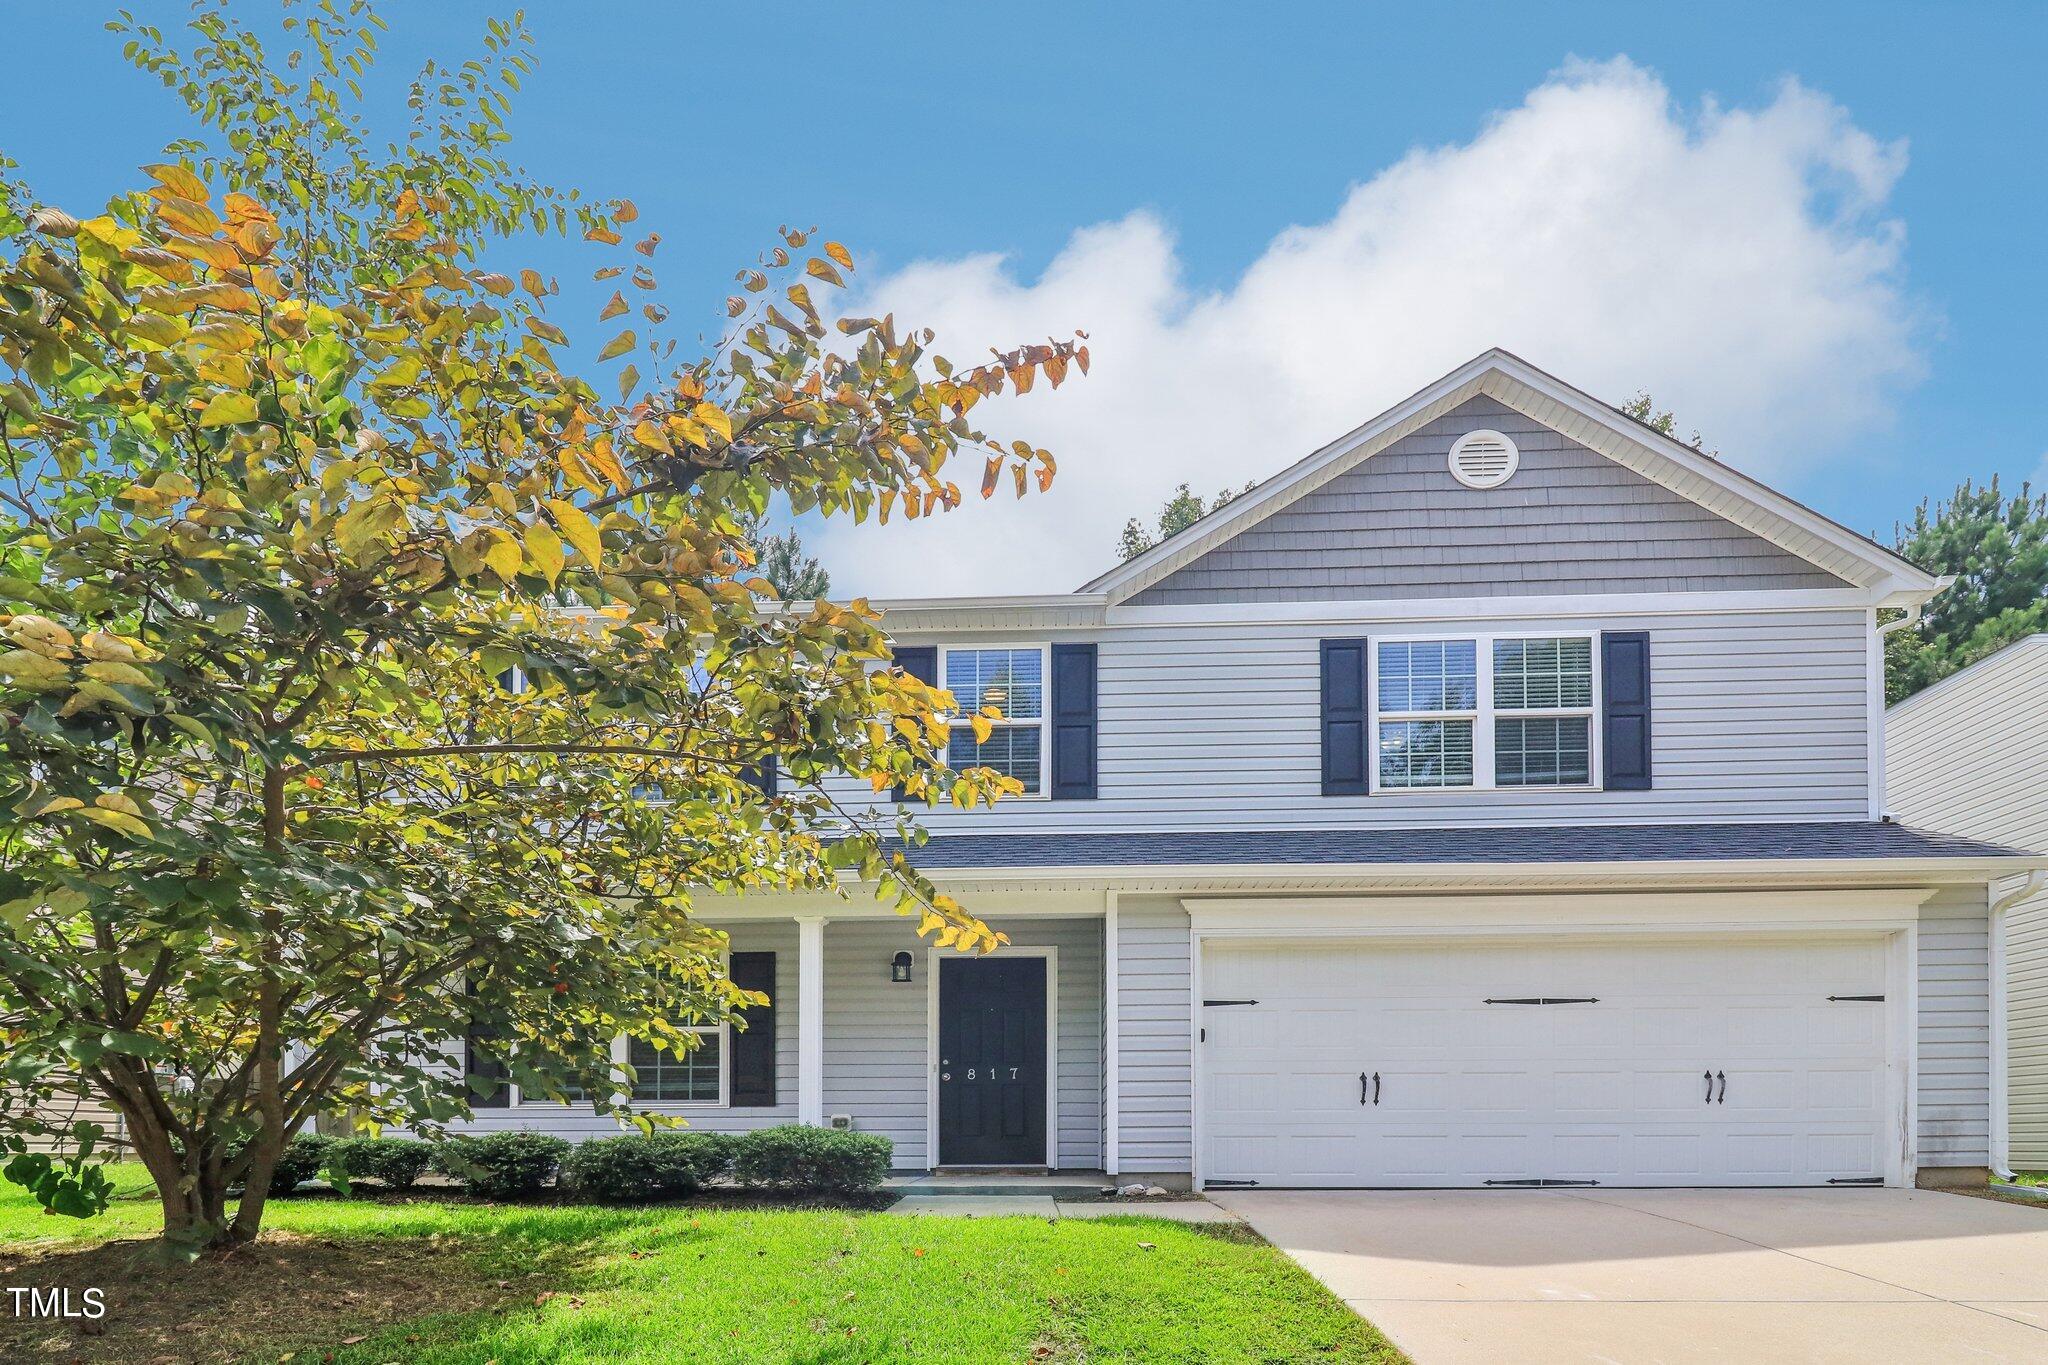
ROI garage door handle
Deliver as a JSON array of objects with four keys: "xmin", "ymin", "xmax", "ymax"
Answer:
[
  {"xmin": 1373, "ymin": 1072, "xmax": 1381, "ymax": 1105},
  {"xmin": 1716, "ymin": 1070, "xmax": 1727, "ymax": 1104},
  {"xmin": 1704, "ymin": 1070, "xmax": 1713, "ymax": 1103},
  {"xmin": 1360, "ymin": 1072, "xmax": 1368, "ymax": 1105}
]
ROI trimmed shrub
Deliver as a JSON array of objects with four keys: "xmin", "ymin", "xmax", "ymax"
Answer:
[
  {"xmin": 729, "ymin": 1125, "xmax": 891, "ymax": 1193},
  {"xmin": 269, "ymin": 1134, "xmax": 336, "ymax": 1195},
  {"xmin": 561, "ymin": 1131, "xmax": 736, "ymax": 1202},
  {"xmin": 332, "ymin": 1136, "xmax": 436, "ymax": 1191},
  {"xmin": 430, "ymin": 1132, "xmax": 568, "ymax": 1199}
]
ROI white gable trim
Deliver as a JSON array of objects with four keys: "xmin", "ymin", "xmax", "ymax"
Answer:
[{"xmin": 1083, "ymin": 349, "xmax": 1941, "ymax": 605}]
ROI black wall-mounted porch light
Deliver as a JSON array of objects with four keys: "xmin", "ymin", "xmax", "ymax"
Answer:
[{"xmin": 890, "ymin": 951, "xmax": 914, "ymax": 984}]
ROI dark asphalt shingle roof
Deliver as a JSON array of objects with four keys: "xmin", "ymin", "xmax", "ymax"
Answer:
[{"xmin": 901, "ymin": 822, "xmax": 2033, "ymax": 870}]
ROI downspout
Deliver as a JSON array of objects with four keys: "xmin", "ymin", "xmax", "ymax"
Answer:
[
  {"xmin": 1869, "ymin": 579, "xmax": 1949, "ymax": 820},
  {"xmin": 1989, "ymin": 869, "xmax": 2046, "ymax": 1180}
]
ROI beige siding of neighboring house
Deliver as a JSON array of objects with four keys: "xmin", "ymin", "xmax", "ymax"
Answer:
[{"xmin": 1887, "ymin": 635, "xmax": 2048, "ymax": 1167}]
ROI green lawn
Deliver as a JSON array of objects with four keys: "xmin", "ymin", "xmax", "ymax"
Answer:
[{"xmin": 0, "ymin": 1166, "xmax": 1404, "ymax": 1363}]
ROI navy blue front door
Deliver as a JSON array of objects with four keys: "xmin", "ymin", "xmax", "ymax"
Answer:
[{"xmin": 937, "ymin": 957, "xmax": 1047, "ymax": 1166}]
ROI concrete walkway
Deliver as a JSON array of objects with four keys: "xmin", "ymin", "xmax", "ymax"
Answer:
[
  {"xmin": 1214, "ymin": 1187, "xmax": 2048, "ymax": 1363},
  {"xmin": 886, "ymin": 1195, "xmax": 1240, "ymax": 1222}
]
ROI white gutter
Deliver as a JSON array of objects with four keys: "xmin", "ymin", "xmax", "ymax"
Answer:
[
  {"xmin": 1989, "ymin": 869, "xmax": 2047, "ymax": 1179},
  {"xmin": 1868, "ymin": 580, "xmax": 1950, "ymax": 819}
]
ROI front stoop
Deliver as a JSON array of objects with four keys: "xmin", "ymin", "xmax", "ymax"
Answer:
[{"xmin": 884, "ymin": 1168, "xmax": 1113, "ymax": 1200}]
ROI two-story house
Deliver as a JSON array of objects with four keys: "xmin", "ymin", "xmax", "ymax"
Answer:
[{"xmin": 444, "ymin": 349, "xmax": 2043, "ymax": 1192}]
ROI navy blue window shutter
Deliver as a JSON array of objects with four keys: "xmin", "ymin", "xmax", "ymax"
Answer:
[
  {"xmin": 892, "ymin": 645, "xmax": 938, "ymax": 802},
  {"xmin": 1321, "ymin": 638, "xmax": 1370, "ymax": 796},
  {"xmin": 1049, "ymin": 643, "xmax": 1098, "ymax": 799},
  {"xmin": 728, "ymin": 951, "xmax": 777, "ymax": 1107},
  {"xmin": 1601, "ymin": 631, "xmax": 1652, "ymax": 790},
  {"xmin": 744, "ymin": 756, "xmax": 779, "ymax": 796}
]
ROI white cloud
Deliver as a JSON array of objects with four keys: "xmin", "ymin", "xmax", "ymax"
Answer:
[{"xmin": 812, "ymin": 57, "xmax": 1922, "ymax": 597}]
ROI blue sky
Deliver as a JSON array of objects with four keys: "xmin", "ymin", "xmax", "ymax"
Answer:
[{"xmin": 5, "ymin": 1, "xmax": 2044, "ymax": 595}]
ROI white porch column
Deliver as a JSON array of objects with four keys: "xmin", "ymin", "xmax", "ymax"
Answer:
[{"xmin": 796, "ymin": 916, "xmax": 827, "ymax": 1126}]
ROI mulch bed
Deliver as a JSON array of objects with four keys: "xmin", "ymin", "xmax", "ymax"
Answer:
[{"xmin": 0, "ymin": 1231, "xmax": 501, "ymax": 1364}]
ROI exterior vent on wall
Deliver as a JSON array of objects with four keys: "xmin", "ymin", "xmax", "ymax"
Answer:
[{"xmin": 1448, "ymin": 429, "xmax": 1519, "ymax": 489}]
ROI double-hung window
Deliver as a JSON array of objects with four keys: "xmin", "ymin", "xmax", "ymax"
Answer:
[
  {"xmin": 628, "ymin": 1029, "xmax": 724, "ymax": 1105},
  {"xmin": 1370, "ymin": 634, "xmax": 1597, "ymax": 791},
  {"xmin": 941, "ymin": 645, "xmax": 1047, "ymax": 795}
]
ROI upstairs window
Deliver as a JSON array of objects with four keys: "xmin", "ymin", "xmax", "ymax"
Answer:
[
  {"xmin": 1375, "ymin": 640, "xmax": 1477, "ymax": 789},
  {"xmin": 1492, "ymin": 637, "xmax": 1594, "ymax": 787},
  {"xmin": 1372, "ymin": 634, "xmax": 1597, "ymax": 791},
  {"xmin": 942, "ymin": 646, "xmax": 1047, "ymax": 795}
]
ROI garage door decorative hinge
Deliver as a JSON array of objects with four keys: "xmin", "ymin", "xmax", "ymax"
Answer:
[
  {"xmin": 1482, "ymin": 997, "xmax": 1600, "ymax": 1006},
  {"xmin": 1482, "ymin": 1178, "xmax": 1601, "ymax": 1187},
  {"xmin": 1202, "ymin": 998, "xmax": 1258, "ymax": 1007},
  {"xmin": 1826, "ymin": 1177, "xmax": 1883, "ymax": 1185},
  {"xmin": 1206, "ymin": 1179, "xmax": 1260, "ymax": 1188},
  {"xmin": 1825, "ymin": 995, "xmax": 1885, "ymax": 1003}
]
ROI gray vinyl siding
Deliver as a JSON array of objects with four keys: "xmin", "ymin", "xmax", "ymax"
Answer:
[
  {"xmin": 2010, "ymin": 887, "xmax": 2048, "ymax": 1165},
  {"xmin": 1887, "ymin": 636, "xmax": 2048, "ymax": 1165},
  {"xmin": 820, "ymin": 917, "xmax": 1101, "ymax": 1169},
  {"xmin": 430, "ymin": 916, "xmax": 1103, "ymax": 1170},
  {"xmin": 1918, "ymin": 884, "xmax": 1992, "ymax": 1168},
  {"xmin": 1113, "ymin": 897, "xmax": 1192, "ymax": 1174},
  {"xmin": 861, "ymin": 608, "xmax": 1872, "ymax": 833},
  {"xmin": 1130, "ymin": 396, "xmax": 1849, "ymax": 604}
]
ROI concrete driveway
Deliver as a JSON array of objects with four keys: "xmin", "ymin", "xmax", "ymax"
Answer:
[{"xmin": 1212, "ymin": 1188, "xmax": 2048, "ymax": 1363}]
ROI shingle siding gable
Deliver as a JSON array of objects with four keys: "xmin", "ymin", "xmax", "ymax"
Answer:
[{"xmin": 1129, "ymin": 396, "xmax": 1851, "ymax": 604}]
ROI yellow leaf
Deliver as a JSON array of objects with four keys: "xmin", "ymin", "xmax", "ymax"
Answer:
[
  {"xmin": 598, "ymin": 291, "xmax": 628, "ymax": 320},
  {"xmin": 692, "ymin": 402, "xmax": 733, "ymax": 444},
  {"xmin": 83, "ymin": 660, "xmax": 155, "ymax": 690},
  {"xmin": 195, "ymin": 392, "xmax": 259, "ymax": 427},
  {"xmin": 31, "ymin": 797, "xmax": 85, "ymax": 817},
  {"xmin": 143, "ymin": 162, "xmax": 209, "ymax": 202},
  {"xmin": 824, "ymin": 241, "xmax": 854, "ymax": 270},
  {"xmin": 970, "ymin": 714, "xmax": 992, "ymax": 743},
  {"xmin": 547, "ymin": 500, "xmax": 603, "ymax": 568},
  {"xmin": 93, "ymin": 792, "xmax": 144, "ymax": 817},
  {"xmin": 481, "ymin": 532, "xmax": 523, "ymax": 581},
  {"xmin": 79, "ymin": 807, "xmax": 152, "ymax": 840},
  {"xmin": 617, "ymin": 364, "xmax": 640, "ymax": 402},
  {"xmin": 525, "ymin": 520, "xmax": 565, "ymax": 586},
  {"xmin": 587, "ymin": 435, "xmax": 631, "ymax": 490},
  {"xmin": 598, "ymin": 329, "xmax": 636, "ymax": 362},
  {"xmin": 805, "ymin": 257, "xmax": 845, "ymax": 287}
]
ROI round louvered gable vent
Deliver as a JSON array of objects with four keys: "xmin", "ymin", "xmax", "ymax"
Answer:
[{"xmin": 1448, "ymin": 429, "xmax": 1519, "ymax": 489}]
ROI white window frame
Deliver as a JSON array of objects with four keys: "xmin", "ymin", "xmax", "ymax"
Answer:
[
  {"xmin": 502, "ymin": 955, "xmax": 733, "ymax": 1111},
  {"xmin": 1367, "ymin": 631, "xmax": 1602, "ymax": 794},
  {"xmin": 937, "ymin": 642, "xmax": 1051, "ymax": 800}
]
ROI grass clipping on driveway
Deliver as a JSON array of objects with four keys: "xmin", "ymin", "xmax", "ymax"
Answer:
[{"xmin": 0, "ymin": 1171, "xmax": 1403, "ymax": 1363}]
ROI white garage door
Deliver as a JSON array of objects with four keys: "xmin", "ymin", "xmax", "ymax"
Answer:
[{"xmin": 1201, "ymin": 937, "xmax": 1893, "ymax": 1188}]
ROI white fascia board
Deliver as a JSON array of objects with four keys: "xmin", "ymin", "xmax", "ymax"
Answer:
[
  {"xmin": 871, "ymin": 586, "xmax": 1894, "ymax": 640},
  {"xmin": 880, "ymin": 854, "xmax": 2043, "ymax": 894},
  {"xmin": 1102, "ymin": 586, "xmax": 1892, "ymax": 629}
]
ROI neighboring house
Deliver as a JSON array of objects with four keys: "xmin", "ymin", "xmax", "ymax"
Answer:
[
  {"xmin": 439, "ymin": 349, "xmax": 2043, "ymax": 1191},
  {"xmin": 1885, "ymin": 634, "xmax": 2048, "ymax": 1172}
]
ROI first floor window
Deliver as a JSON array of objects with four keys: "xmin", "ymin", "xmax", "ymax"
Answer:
[
  {"xmin": 629, "ymin": 1032, "xmax": 723, "ymax": 1104},
  {"xmin": 942, "ymin": 646, "xmax": 1046, "ymax": 793}
]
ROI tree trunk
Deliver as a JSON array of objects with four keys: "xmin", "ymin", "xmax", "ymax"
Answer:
[{"xmin": 118, "ymin": 1101, "xmax": 237, "ymax": 1249}]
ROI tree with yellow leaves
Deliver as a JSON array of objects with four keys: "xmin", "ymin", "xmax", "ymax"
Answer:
[{"xmin": 0, "ymin": 1, "xmax": 1083, "ymax": 1249}]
